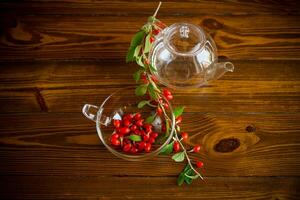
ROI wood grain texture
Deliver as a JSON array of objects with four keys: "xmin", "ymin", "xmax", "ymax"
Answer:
[
  {"xmin": 1, "ymin": 1, "xmax": 300, "ymax": 199},
  {"xmin": 0, "ymin": 113, "xmax": 299, "ymax": 177},
  {"xmin": 1, "ymin": 0, "xmax": 300, "ymax": 15},
  {"xmin": 0, "ymin": 14, "xmax": 300, "ymax": 60},
  {"xmin": 0, "ymin": 176, "xmax": 299, "ymax": 200},
  {"xmin": 0, "ymin": 60, "xmax": 299, "ymax": 113}
]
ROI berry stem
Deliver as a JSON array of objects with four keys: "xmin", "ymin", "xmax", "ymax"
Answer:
[{"xmin": 153, "ymin": 2, "xmax": 162, "ymax": 18}]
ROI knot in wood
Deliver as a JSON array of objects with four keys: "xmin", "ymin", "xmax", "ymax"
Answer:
[{"xmin": 214, "ymin": 138, "xmax": 240, "ymax": 153}]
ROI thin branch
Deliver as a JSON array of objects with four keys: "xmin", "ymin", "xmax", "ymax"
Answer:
[{"xmin": 153, "ymin": 2, "xmax": 162, "ymax": 18}]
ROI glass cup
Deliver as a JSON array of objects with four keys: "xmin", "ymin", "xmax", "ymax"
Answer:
[{"xmin": 82, "ymin": 86, "xmax": 176, "ymax": 161}]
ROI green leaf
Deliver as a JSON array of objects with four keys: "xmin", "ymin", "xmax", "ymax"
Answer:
[
  {"xmin": 177, "ymin": 164, "xmax": 191, "ymax": 186},
  {"xmin": 135, "ymin": 84, "xmax": 148, "ymax": 96},
  {"xmin": 149, "ymin": 64, "xmax": 157, "ymax": 72},
  {"xmin": 126, "ymin": 31, "xmax": 146, "ymax": 63},
  {"xmin": 136, "ymin": 56, "xmax": 145, "ymax": 68},
  {"xmin": 184, "ymin": 168, "xmax": 197, "ymax": 185},
  {"xmin": 130, "ymin": 31, "xmax": 146, "ymax": 48},
  {"xmin": 127, "ymin": 134, "xmax": 142, "ymax": 142},
  {"xmin": 133, "ymin": 70, "xmax": 142, "ymax": 83},
  {"xmin": 144, "ymin": 34, "xmax": 151, "ymax": 54},
  {"xmin": 160, "ymin": 141, "xmax": 174, "ymax": 155},
  {"xmin": 145, "ymin": 115, "xmax": 156, "ymax": 123},
  {"xmin": 134, "ymin": 45, "xmax": 142, "ymax": 59},
  {"xmin": 172, "ymin": 151, "xmax": 185, "ymax": 162},
  {"xmin": 184, "ymin": 174, "xmax": 199, "ymax": 180},
  {"xmin": 177, "ymin": 172, "xmax": 185, "ymax": 186},
  {"xmin": 138, "ymin": 100, "xmax": 149, "ymax": 109},
  {"xmin": 148, "ymin": 84, "xmax": 157, "ymax": 100},
  {"xmin": 126, "ymin": 47, "xmax": 136, "ymax": 63},
  {"xmin": 173, "ymin": 106, "xmax": 185, "ymax": 118}
]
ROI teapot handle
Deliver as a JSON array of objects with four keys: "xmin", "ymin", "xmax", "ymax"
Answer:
[{"xmin": 82, "ymin": 104, "xmax": 111, "ymax": 126}]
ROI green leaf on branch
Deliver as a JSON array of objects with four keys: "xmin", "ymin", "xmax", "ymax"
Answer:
[
  {"xmin": 160, "ymin": 141, "xmax": 174, "ymax": 155},
  {"xmin": 126, "ymin": 31, "xmax": 146, "ymax": 62},
  {"xmin": 135, "ymin": 84, "xmax": 148, "ymax": 96},
  {"xmin": 177, "ymin": 172, "xmax": 185, "ymax": 186},
  {"xmin": 145, "ymin": 115, "xmax": 156, "ymax": 123},
  {"xmin": 136, "ymin": 56, "xmax": 145, "ymax": 68},
  {"xmin": 138, "ymin": 100, "xmax": 149, "ymax": 109},
  {"xmin": 177, "ymin": 164, "xmax": 191, "ymax": 186},
  {"xmin": 133, "ymin": 70, "xmax": 142, "ymax": 83},
  {"xmin": 184, "ymin": 168, "xmax": 197, "ymax": 185},
  {"xmin": 172, "ymin": 151, "xmax": 185, "ymax": 162},
  {"xmin": 144, "ymin": 34, "xmax": 151, "ymax": 53},
  {"xmin": 173, "ymin": 106, "xmax": 185, "ymax": 118},
  {"xmin": 134, "ymin": 45, "xmax": 142, "ymax": 59},
  {"xmin": 149, "ymin": 64, "xmax": 157, "ymax": 72},
  {"xmin": 127, "ymin": 134, "xmax": 142, "ymax": 142},
  {"xmin": 148, "ymin": 84, "xmax": 157, "ymax": 100}
]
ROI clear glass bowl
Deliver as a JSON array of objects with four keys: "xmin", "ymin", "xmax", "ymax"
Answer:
[{"xmin": 82, "ymin": 86, "xmax": 176, "ymax": 161}]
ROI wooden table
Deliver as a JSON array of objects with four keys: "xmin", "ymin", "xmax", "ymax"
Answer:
[{"xmin": 1, "ymin": 1, "xmax": 300, "ymax": 199}]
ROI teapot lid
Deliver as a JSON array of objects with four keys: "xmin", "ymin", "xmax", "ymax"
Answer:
[{"xmin": 164, "ymin": 23, "xmax": 207, "ymax": 56}]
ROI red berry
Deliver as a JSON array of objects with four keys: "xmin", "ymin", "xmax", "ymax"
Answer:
[
  {"xmin": 123, "ymin": 114, "xmax": 133, "ymax": 121},
  {"xmin": 163, "ymin": 88, "xmax": 172, "ymax": 96},
  {"xmin": 181, "ymin": 132, "xmax": 189, "ymax": 140},
  {"xmin": 149, "ymin": 137, "xmax": 155, "ymax": 144},
  {"xmin": 144, "ymin": 143, "xmax": 151, "ymax": 152},
  {"xmin": 143, "ymin": 134, "xmax": 149, "ymax": 142},
  {"xmin": 163, "ymin": 103, "xmax": 169, "ymax": 110},
  {"xmin": 166, "ymin": 94, "xmax": 173, "ymax": 100},
  {"xmin": 156, "ymin": 107, "xmax": 163, "ymax": 115},
  {"xmin": 151, "ymin": 132, "xmax": 158, "ymax": 139},
  {"xmin": 123, "ymin": 119, "xmax": 131, "ymax": 127},
  {"xmin": 152, "ymin": 29, "xmax": 160, "ymax": 35},
  {"xmin": 134, "ymin": 113, "xmax": 142, "ymax": 120},
  {"xmin": 135, "ymin": 119, "xmax": 144, "ymax": 127},
  {"xmin": 151, "ymin": 75, "xmax": 159, "ymax": 83},
  {"xmin": 162, "ymin": 124, "xmax": 166, "ymax": 132},
  {"xmin": 176, "ymin": 116, "xmax": 182, "ymax": 124},
  {"xmin": 119, "ymin": 127, "xmax": 130, "ymax": 135},
  {"xmin": 111, "ymin": 138, "xmax": 120, "ymax": 146},
  {"xmin": 144, "ymin": 124, "xmax": 153, "ymax": 132},
  {"xmin": 173, "ymin": 141, "xmax": 180, "ymax": 152},
  {"xmin": 123, "ymin": 143, "xmax": 132, "ymax": 152},
  {"xmin": 130, "ymin": 147, "xmax": 138, "ymax": 154},
  {"xmin": 193, "ymin": 145, "xmax": 201, "ymax": 153},
  {"xmin": 113, "ymin": 120, "xmax": 121, "ymax": 128},
  {"xmin": 144, "ymin": 59, "xmax": 150, "ymax": 65},
  {"xmin": 196, "ymin": 161, "xmax": 204, "ymax": 168},
  {"xmin": 130, "ymin": 125, "xmax": 137, "ymax": 131},
  {"xmin": 150, "ymin": 36, "xmax": 155, "ymax": 43},
  {"xmin": 138, "ymin": 141, "xmax": 146, "ymax": 151},
  {"xmin": 134, "ymin": 129, "xmax": 141, "ymax": 135},
  {"xmin": 111, "ymin": 133, "xmax": 119, "ymax": 140}
]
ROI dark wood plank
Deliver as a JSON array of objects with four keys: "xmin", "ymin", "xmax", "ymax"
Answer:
[
  {"xmin": 0, "ymin": 90, "xmax": 41, "ymax": 113},
  {"xmin": 0, "ymin": 176, "xmax": 299, "ymax": 200},
  {"xmin": 0, "ymin": 60, "xmax": 299, "ymax": 89},
  {"xmin": 0, "ymin": 60, "xmax": 299, "ymax": 113},
  {"xmin": 0, "ymin": 113, "xmax": 299, "ymax": 177},
  {"xmin": 1, "ymin": 0, "xmax": 299, "ymax": 15},
  {"xmin": 1, "ymin": 14, "xmax": 300, "ymax": 60}
]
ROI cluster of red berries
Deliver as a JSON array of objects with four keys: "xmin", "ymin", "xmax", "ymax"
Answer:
[{"xmin": 110, "ymin": 113, "xmax": 159, "ymax": 154}]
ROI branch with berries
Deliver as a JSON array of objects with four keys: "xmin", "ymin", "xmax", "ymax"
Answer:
[{"xmin": 126, "ymin": 2, "xmax": 204, "ymax": 186}]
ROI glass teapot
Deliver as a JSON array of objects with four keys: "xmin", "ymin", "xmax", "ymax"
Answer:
[{"xmin": 149, "ymin": 23, "xmax": 234, "ymax": 89}]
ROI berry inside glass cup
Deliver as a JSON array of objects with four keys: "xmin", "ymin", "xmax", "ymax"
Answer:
[{"xmin": 82, "ymin": 86, "xmax": 175, "ymax": 161}]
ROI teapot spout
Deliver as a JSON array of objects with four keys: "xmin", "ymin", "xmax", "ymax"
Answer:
[{"xmin": 206, "ymin": 62, "xmax": 234, "ymax": 81}]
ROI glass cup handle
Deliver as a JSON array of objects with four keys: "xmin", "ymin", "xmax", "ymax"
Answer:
[
  {"xmin": 82, "ymin": 104, "xmax": 99, "ymax": 122},
  {"xmin": 82, "ymin": 104, "xmax": 111, "ymax": 126}
]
